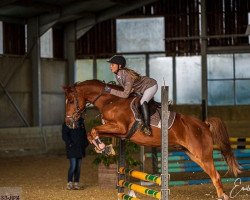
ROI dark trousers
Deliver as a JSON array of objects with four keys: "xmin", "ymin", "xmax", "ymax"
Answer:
[{"xmin": 68, "ymin": 158, "xmax": 82, "ymax": 182}]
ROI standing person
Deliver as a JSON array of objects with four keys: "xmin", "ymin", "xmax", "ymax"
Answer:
[
  {"xmin": 62, "ymin": 116, "xmax": 88, "ymax": 190},
  {"xmin": 104, "ymin": 55, "xmax": 158, "ymax": 136}
]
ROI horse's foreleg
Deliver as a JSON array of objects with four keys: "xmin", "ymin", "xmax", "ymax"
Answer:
[
  {"xmin": 185, "ymin": 151, "xmax": 228, "ymax": 200},
  {"xmin": 88, "ymin": 123, "xmax": 125, "ymax": 153},
  {"xmin": 87, "ymin": 130, "xmax": 103, "ymax": 152}
]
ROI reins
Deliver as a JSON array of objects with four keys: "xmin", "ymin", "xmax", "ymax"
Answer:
[
  {"xmin": 90, "ymin": 89, "xmax": 105, "ymax": 105},
  {"xmin": 85, "ymin": 81, "xmax": 114, "ymax": 107},
  {"xmin": 69, "ymin": 83, "xmax": 106, "ymax": 118}
]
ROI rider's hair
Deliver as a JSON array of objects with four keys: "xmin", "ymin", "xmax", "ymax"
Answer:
[{"xmin": 123, "ymin": 67, "xmax": 141, "ymax": 81}]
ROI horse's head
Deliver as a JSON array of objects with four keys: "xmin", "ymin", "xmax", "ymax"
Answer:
[
  {"xmin": 63, "ymin": 85, "xmax": 86, "ymax": 128},
  {"xmin": 63, "ymin": 80, "xmax": 118, "ymax": 128}
]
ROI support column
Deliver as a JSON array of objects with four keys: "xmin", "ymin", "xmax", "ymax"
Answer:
[
  {"xmin": 201, "ymin": 0, "xmax": 208, "ymax": 119},
  {"xmin": 64, "ymin": 22, "xmax": 76, "ymax": 84},
  {"xmin": 161, "ymin": 86, "xmax": 169, "ymax": 200},
  {"xmin": 27, "ymin": 17, "xmax": 42, "ymax": 127},
  {"xmin": 172, "ymin": 55, "xmax": 177, "ymax": 104}
]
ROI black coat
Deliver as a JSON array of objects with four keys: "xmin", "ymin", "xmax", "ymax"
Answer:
[{"xmin": 62, "ymin": 118, "xmax": 88, "ymax": 159}]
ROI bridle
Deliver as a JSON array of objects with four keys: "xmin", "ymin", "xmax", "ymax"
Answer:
[
  {"xmin": 65, "ymin": 85, "xmax": 105, "ymax": 127},
  {"xmin": 65, "ymin": 86, "xmax": 82, "ymax": 127}
]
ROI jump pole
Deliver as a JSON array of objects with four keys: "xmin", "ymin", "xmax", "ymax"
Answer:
[{"xmin": 161, "ymin": 85, "xmax": 169, "ymax": 200}]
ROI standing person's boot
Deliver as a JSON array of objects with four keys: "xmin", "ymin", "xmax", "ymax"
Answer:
[
  {"xmin": 73, "ymin": 182, "xmax": 81, "ymax": 190},
  {"xmin": 66, "ymin": 181, "xmax": 73, "ymax": 190},
  {"xmin": 140, "ymin": 101, "xmax": 152, "ymax": 136}
]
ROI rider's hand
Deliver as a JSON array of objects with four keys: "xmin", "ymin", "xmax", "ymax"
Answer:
[{"xmin": 104, "ymin": 86, "xmax": 111, "ymax": 93}]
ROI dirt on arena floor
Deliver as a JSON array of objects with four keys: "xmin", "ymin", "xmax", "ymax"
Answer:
[{"xmin": 0, "ymin": 154, "xmax": 250, "ymax": 200}]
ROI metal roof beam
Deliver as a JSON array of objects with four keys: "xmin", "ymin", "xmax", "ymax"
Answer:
[
  {"xmin": 76, "ymin": 13, "xmax": 96, "ymax": 39},
  {"xmin": 96, "ymin": 0, "xmax": 158, "ymax": 21},
  {"xmin": 39, "ymin": 1, "xmax": 101, "ymax": 27},
  {"xmin": 39, "ymin": 12, "xmax": 93, "ymax": 36},
  {"xmin": 39, "ymin": 1, "xmax": 103, "ymax": 36},
  {"xmin": 40, "ymin": 0, "xmax": 158, "ymax": 38},
  {"xmin": 76, "ymin": 0, "xmax": 159, "ymax": 39},
  {"xmin": 14, "ymin": 1, "xmax": 61, "ymax": 13},
  {"xmin": 0, "ymin": 15, "xmax": 25, "ymax": 24},
  {"xmin": 0, "ymin": 0, "xmax": 19, "ymax": 7}
]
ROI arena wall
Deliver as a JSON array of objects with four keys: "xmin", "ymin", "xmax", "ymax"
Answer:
[
  {"xmin": 0, "ymin": 125, "xmax": 64, "ymax": 157},
  {"xmin": 0, "ymin": 55, "xmax": 67, "ymax": 127}
]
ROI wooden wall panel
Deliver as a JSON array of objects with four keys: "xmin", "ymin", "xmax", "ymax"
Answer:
[
  {"xmin": 3, "ymin": 23, "xmax": 25, "ymax": 55},
  {"xmin": 76, "ymin": 0, "xmax": 250, "ymax": 57},
  {"xmin": 207, "ymin": 0, "xmax": 250, "ymax": 46},
  {"xmin": 206, "ymin": 0, "xmax": 224, "ymax": 46},
  {"xmin": 76, "ymin": 20, "xmax": 116, "ymax": 58},
  {"xmin": 165, "ymin": 0, "xmax": 200, "ymax": 56},
  {"xmin": 53, "ymin": 27, "xmax": 64, "ymax": 59},
  {"xmin": 235, "ymin": 0, "xmax": 249, "ymax": 45}
]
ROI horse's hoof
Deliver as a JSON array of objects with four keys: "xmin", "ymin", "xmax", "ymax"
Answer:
[
  {"xmin": 94, "ymin": 147, "xmax": 103, "ymax": 154},
  {"xmin": 218, "ymin": 193, "xmax": 229, "ymax": 200},
  {"xmin": 102, "ymin": 144, "xmax": 116, "ymax": 156}
]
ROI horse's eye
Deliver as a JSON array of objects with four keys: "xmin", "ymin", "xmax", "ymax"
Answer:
[{"xmin": 66, "ymin": 98, "xmax": 73, "ymax": 104}]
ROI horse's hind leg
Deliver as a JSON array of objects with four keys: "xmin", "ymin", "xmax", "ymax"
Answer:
[{"xmin": 185, "ymin": 151, "xmax": 229, "ymax": 200}]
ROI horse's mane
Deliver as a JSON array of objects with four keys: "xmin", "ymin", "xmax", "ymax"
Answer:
[
  {"xmin": 75, "ymin": 79, "xmax": 123, "ymax": 90},
  {"xmin": 76, "ymin": 79, "xmax": 104, "ymax": 86}
]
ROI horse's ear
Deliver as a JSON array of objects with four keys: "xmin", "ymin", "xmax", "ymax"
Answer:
[
  {"xmin": 62, "ymin": 85, "xmax": 69, "ymax": 93},
  {"xmin": 62, "ymin": 85, "xmax": 66, "ymax": 92}
]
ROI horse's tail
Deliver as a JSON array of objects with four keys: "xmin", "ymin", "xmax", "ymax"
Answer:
[{"xmin": 205, "ymin": 117, "xmax": 242, "ymax": 177}]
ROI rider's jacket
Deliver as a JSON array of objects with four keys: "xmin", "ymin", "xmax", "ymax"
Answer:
[{"xmin": 110, "ymin": 69, "xmax": 157, "ymax": 98}]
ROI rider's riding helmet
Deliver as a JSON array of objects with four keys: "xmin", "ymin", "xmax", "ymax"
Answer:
[{"xmin": 107, "ymin": 55, "xmax": 126, "ymax": 68}]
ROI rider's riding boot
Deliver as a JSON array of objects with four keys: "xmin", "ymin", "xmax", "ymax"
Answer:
[{"xmin": 140, "ymin": 101, "xmax": 152, "ymax": 136}]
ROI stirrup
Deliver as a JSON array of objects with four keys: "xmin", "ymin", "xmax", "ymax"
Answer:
[{"xmin": 141, "ymin": 125, "xmax": 152, "ymax": 136}]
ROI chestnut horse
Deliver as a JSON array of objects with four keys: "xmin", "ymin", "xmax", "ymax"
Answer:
[{"xmin": 63, "ymin": 79, "xmax": 241, "ymax": 200}]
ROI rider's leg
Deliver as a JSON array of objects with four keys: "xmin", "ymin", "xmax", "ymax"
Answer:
[
  {"xmin": 141, "ymin": 101, "xmax": 151, "ymax": 135},
  {"xmin": 140, "ymin": 84, "xmax": 158, "ymax": 135}
]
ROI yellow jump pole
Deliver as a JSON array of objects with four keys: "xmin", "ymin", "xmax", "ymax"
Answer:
[
  {"xmin": 118, "ymin": 193, "xmax": 140, "ymax": 200},
  {"xmin": 118, "ymin": 180, "xmax": 161, "ymax": 199},
  {"xmin": 230, "ymin": 137, "xmax": 250, "ymax": 142},
  {"xmin": 119, "ymin": 167, "xmax": 161, "ymax": 185}
]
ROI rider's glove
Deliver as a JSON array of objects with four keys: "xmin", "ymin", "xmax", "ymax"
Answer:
[{"xmin": 104, "ymin": 86, "xmax": 111, "ymax": 93}]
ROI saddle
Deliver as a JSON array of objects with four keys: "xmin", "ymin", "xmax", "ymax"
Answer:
[{"xmin": 130, "ymin": 96, "xmax": 176, "ymax": 129}]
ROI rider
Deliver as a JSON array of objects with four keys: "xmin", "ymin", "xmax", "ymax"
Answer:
[{"xmin": 104, "ymin": 55, "xmax": 158, "ymax": 135}]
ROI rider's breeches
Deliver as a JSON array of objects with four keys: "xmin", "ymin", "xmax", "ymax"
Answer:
[{"xmin": 140, "ymin": 84, "xmax": 158, "ymax": 105}]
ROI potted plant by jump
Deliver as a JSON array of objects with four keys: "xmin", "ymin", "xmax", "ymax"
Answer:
[{"xmin": 91, "ymin": 138, "xmax": 141, "ymax": 188}]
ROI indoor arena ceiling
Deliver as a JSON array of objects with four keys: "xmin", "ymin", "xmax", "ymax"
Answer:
[{"xmin": 0, "ymin": 0, "xmax": 158, "ymax": 37}]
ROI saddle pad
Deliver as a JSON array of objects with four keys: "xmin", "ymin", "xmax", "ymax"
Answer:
[
  {"xmin": 151, "ymin": 110, "xmax": 176, "ymax": 129},
  {"xmin": 130, "ymin": 97, "xmax": 176, "ymax": 130}
]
